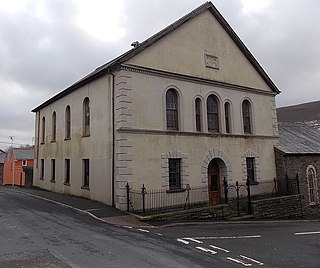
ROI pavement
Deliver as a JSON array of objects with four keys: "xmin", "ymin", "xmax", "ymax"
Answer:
[
  {"xmin": 3, "ymin": 186, "xmax": 320, "ymax": 228},
  {"xmin": 2, "ymin": 186, "xmax": 149, "ymax": 228}
]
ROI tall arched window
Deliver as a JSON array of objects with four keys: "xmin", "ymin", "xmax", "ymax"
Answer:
[
  {"xmin": 307, "ymin": 166, "xmax": 318, "ymax": 204},
  {"xmin": 166, "ymin": 89, "xmax": 178, "ymax": 131},
  {"xmin": 41, "ymin": 116, "xmax": 46, "ymax": 144},
  {"xmin": 195, "ymin": 98, "xmax": 202, "ymax": 132},
  {"xmin": 242, "ymin": 100, "xmax": 252, "ymax": 134},
  {"xmin": 207, "ymin": 95, "xmax": 219, "ymax": 133},
  {"xmin": 83, "ymin": 97, "xmax": 90, "ymax": 136},
  {"xmin": 52, "ymin": 111, "xmax": 56, "ymax": 142},
  {"xmin": 224, "ymin": 102, "xmax": 231, "ymax": 134},
  {"xmin": 65, "ymin": 105, "xmax": 71, "ymax": 139}
]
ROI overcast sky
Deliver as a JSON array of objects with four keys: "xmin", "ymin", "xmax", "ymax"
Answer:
[{"xmin": 0, "ymin": 0, "xmax": 319, "ymax": 150}]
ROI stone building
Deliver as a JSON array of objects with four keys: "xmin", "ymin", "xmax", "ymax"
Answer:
[
  {"xmin": 275, "ymin": 122, "xmax": 320, "ymax": 216},
  {"xmin": 32, "ymin": 2, "xmax": 280, "ymax": 210}
]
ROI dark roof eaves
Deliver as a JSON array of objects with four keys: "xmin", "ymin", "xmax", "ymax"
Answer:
[{"xmin": 31, "ymin": 66, "xmax": 112, "ymax": 112}]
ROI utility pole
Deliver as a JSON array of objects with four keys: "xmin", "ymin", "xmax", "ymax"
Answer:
[
  {"xmin": 9, "ymin": 136, "xmax": 14, "ymax": 149},
  {"xmin": 9, "ymin": 136, "xmax": 14, "ymax": 186}
]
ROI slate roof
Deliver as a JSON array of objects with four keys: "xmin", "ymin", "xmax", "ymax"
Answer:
[
  {"xmin": 32, "ymin": 1, "xmax": 280, "ymax": 113},
  {"xmin": 12, "ymin": 148, "xmax": 34, "ymax": 160},
  {"xmin": 276, "ymin": 122, "xmax": 320, "ymax": 154}
]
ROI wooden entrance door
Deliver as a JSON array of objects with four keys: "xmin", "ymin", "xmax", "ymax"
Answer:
[{"xmin": 208, "ymin": 159, "xmax": 221, "ymax": 205}]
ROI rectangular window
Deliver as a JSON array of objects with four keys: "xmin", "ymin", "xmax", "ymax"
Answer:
[
  {"xmin": 51, "ymin": 159, "xmax": 55, "ymax": 182},
  {"xmin": 246, "ymin": 157, "xmax": 255, "ymax": 182},
  {"xmin": 40, "ymin": 159, "xmax": 44, "ymax": 179},
  {"xmin": 83, "ymin": 159, "xmax": 90, "ymax": 188},
  {"xmin": 65, "ymin": 159, "xmax": 70, "ymax": 185},
  {"xmin": 169, "ymin": 158, "xmax": 181, "ymax": 190}
]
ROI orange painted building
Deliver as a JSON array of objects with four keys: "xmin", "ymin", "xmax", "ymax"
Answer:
[{"xmin": 3, "ymin": 148, "xmax": 34, "ymax": 186}]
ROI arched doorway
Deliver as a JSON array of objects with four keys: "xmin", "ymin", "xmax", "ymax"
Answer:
[{"xmin": 208, "ymin": 159, "xmax": 222, "ymax": 205}]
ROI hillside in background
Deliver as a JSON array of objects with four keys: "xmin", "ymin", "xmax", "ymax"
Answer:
[{"xmin": 277, "ymin": 100, "xmax": 320, "ymax": 122}]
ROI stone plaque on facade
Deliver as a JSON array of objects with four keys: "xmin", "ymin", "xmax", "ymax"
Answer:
[{"xmin": 205, "ymin": 54, "xmax": 219, "ymax": 69}]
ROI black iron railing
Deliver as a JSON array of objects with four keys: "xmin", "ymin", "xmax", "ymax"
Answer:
[{"xmin": 126, "ymin": 183, "xmax": 208, "ymax": 214}]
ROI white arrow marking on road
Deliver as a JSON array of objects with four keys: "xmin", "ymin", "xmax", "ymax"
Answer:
[
  {"xmin": 177, "ymin": 238, "xmax": 189, "ymax": 245},
  {"xmin": 138, "ymin": 228, "xmax": 149, "ymax": 233},
  {"xmin": 210, "ymin": 245, "xmax": 229, "ymax": 253},
  {"xmin": 227, "ymin": 257, "xmax": 252, "ymax": 267},
  {"xmin": 240, "ymin": 255, "xmax": 264, "ymax": 265},
  {"xmin": 123, "ymin": 226, "xmax": 132, "ymax": 229},
  {"xmin": 294, "ymin": 231, "xmax": 320, "ymax": 236},
  {"xmin": 183, "ymin": 238, "xmax": 203, "ymax": 244},
  {"xmin": 196, "ymin": 246, "xmax": 217, "ymax": 255}
]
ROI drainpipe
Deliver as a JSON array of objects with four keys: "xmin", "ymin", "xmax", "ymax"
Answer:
[{"xmin": 109, "ymin": 70, "xmax": 115, "ymax": 207}]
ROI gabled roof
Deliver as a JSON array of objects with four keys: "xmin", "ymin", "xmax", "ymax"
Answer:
[
  {"xmin": 32, "ymin": 1, "xmax": 280, "ymax": 112},
  {"xmin": 10, "ymin": 148, "xmax": 34, "ymax": 161},
  {"xmin": 276, "ymin": 122, "xmax": 320, "ymax": 154}
]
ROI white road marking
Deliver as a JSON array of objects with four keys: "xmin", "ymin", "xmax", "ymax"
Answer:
[
  {"xmin": 193, "ymin": 235, "xmax": 261, "ymax": 240},
  {"xmin": 123, "ymin": 226, "xmax": 132, "ymax": 229},
  {"xmin": 196, "ymin": 246, "xmax": 217, "ymax": 255},
  {"xmin": 183, "ymin": 238, "xmax": 203, "ymax": 244},
  {"xmin": 138, "ymin": 228, "xmax": 149, "ymax": 233},
  {"xmin": 240, "ymin": 255, "xmax": 264, "ymax": 265},
  {"xmin": 156, "ymin": 233, "xmax": 163, "ymax": 236},
  {"xmin": 227, "ymin": 257, "xmax": 252, "ymax": 267},
  {"xmin": 177, "ymin": 238, "xmax": 189, "ymax": 245},
  {"xmin": 210, "ymin": 245, "xmax": 229, "ymax": 253},
  {"xmin": 294, "ymin": 231, "xmax": 320, "ymax": 236}
]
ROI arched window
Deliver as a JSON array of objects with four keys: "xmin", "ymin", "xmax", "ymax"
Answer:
[
  {"xmin": 195, "ymin": 98, "xmax": 202, "ymax": 132},
  {"xmin": 307, "ymin": 166, "xmax": 318, "ymax": 204},
  {"xmin": 41, "ymin": 116, "xmax": 46, "ymax": 144},
  {"xmin": 52, "ymin": 111, "xmax": 56, "ymax": 142},
  {"xmin": 166, "ymin": 89, "xmax": 178, "ymax": 131},
  {"xmin": 224, "ymin": 102, "xmax": 231, "ymax": 134},
  {"xmin": 207, "ymin": 95, "xmax": 219, "ymax": 133},
  {"xmin": 83, "ymin": 97, "xmax": 90, "ymax": 136},
  {"xmin": 242, "ymin": 100, "xmax": 252, "ymax": 134},
  {"xmin": 65, "ymin": 105, "xmax": 71, "ymax": 139}
]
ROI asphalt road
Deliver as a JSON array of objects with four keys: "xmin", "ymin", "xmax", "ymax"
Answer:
[
  {"xmin": 1, "ymin": 188, "xmax": 320, "ymax": 267},
  {"xmin": 0, "ymin": 189, "xmax": 230, "ymax": 267}
]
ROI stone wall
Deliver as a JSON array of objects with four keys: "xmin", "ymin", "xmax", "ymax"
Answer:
[
  {"xmin": 275, "ymin": 151, "xmax": 320, "ymax": 216},
  {"xmin": 137, "ymin": 204, "xmax": 237, "ymax": 222},
  {"xmin": 252, "ymin": 195, "xmax": 303, "ymax": 219}
]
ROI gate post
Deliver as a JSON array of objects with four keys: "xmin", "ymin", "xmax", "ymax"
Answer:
[
  {"xmin": 141, "ymin": 184, "xmax": 146, "ymax": 214},
  {"xmin": 126, "ymin": 182, "xmax": 130, "ymax": 212},
  {"xmin": 236, "ymin": 181, "xmax": 240, "ymax": 217},
  {"xmin": 246, "ymin": 177, "xmax": 252, "ymax": 215},
  {"xmin": 223, "ymin": 177, "xmax": 228, "ymax": 204}
]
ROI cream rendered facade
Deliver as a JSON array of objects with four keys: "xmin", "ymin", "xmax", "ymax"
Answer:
[{"xmin": 33, "ymin": 3, "xmax": 279, "ymax": 210}]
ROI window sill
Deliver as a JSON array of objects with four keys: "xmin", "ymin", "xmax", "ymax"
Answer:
[
  {"xmin": 309, "ymin": 202, "xmax": 319, "ymax": 207},
  {"xmin": 82, "ymin": 134, "xmax": 90, "ymax": 138},
  {"xmin": 40, "ymin": 142, "xmax": 45, "ymax": 145},
  {"xmin": 64, "ymin": 138, "xmax": 71, "ymax": 141},
  {"xmin": 51, "ymin": 140, "xmax": 56, "ymax": 143},
  {"xmin": 39, "ymin": 178, "xmax": 44, "ymax": 180},
  {"xmin": 64, "ymin": 182, "xmax": 70, "ymax": 186},
  {"xmin": 166, "ymin": 188, "xmax": 186, "ymax": 193},
  {"xmin": 50, "ymin": 179, "xmax": 55, "ymax": 183},
  {"xmin": 81, "ymin": 186, "xmax": 90, "ymax": 190}
]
